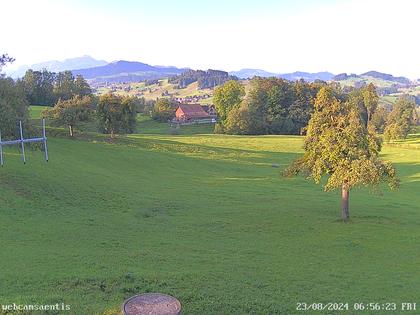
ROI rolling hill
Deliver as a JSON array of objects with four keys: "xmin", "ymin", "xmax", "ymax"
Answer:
[
  {"xmin": 333, "ymin": 71, "xmax": 412, "ymax": 87},
  {"xmin": 230, "ymin": 69, "xmax": 334, "ymax": 81},
  {"xmin": 72, "ymin": 61, "xmax": 187, "ymax": 84},
  {"xmin": 1, "ymin": 111, "xmax": 419, "ymax": 313}
]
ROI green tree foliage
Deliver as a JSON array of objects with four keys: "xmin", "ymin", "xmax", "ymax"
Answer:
[
  {"xmin": 97, "ymin": 93, "xmax": 137, "ymax": 138},
  {"xmin": 0, "ymin": 77, "xmax": 29, "ymax": 138},
  {"xmin": 21, "ymin": 69, "xmax": 92, "ymax": 106},
  {"xmin": 73, "ymin": 75, "xmax": 92, "ymax": 97},
  {"xmin": 224, "ymin": 100, "xmax": 264, "ymax": 134},
  {"xmin": 0, "ymin": 53, "xmax": 30, "ymax": 139},
  {"xmin": 221, "ymin": 78, "xmax": 324, "ymax": 135},
  {"xmin": 384, "ymin": 96, "xmax": 417, "ymax": 141},
  {"xmin": 169, "ymin": 69, "xmax": 237, "ymax": 89},
  {"xmin": 370, "ymin": 106, "xmax": 388, "ymax": 133},
  {"xmin": 362, "ymin": 83, "xmax": 379, "ymax": 124},
  {"xmin": 213, "ymin": 80, "xmax": 245, "ymax": 132},
  {"xmin": 152, "ymin": 98, "xmax": 178, "ymax": 122},
  {"xmin": 285, "ymin": 87, "xmax": 398, "ymax": 222},
  {"xmin": 21, "ymin": 69, "xmax": 56, "ymax": 105},
  {"xmin": 42, "ymin": 95, "xmax": 94, "ymax": 137},
  {"xmin": 342, "ymin": 83, "xmax": 379, "ymax": 129},
  {"xmin": 54, "ymin": 71, "xmax": 77, "ymax": 101}
]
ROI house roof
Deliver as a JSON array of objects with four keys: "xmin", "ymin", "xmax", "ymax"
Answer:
[{"xmin": 177, "ymin": 104, "xmax": 209, "ymax": 117}]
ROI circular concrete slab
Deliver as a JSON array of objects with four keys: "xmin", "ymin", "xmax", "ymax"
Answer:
[{"xmin": 122, "ymin": 293, "xmax": 181, "ymax": 315}]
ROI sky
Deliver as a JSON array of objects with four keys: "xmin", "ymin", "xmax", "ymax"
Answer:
[{"xmin": 1, "ymin": 0, "xmax": 419, "ymax": 78}]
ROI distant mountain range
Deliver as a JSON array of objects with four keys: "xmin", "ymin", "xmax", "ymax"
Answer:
[
  {"xmin": 6, "ymin": 55, "xmax": 415, "ymax": 86},
  {"xmin": 333, "ymin": 71, "xmax": 412, "ymax": 86},
  {"xmin": 229, "ymin": 69, "xmax": 334, "ymax": 82},
  {"xmin": 72, "ymin": 60, "xmax": 187, "ymax": 84},
  {"xmin": 8, "ymin": 55, "xmax": 108, "ymax": 78}
]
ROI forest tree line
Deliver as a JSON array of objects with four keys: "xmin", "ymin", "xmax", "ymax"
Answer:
[
  {"xmin": 169, "ymin": 69, "xmax": 238, "ymax": 89},
  {"xmin": 213, "ymin": 78, "xmax": 418, "ymax": 140},
  {"xmin": 19, "ymin": 69, "xmax": 92, "ymax": 106}
]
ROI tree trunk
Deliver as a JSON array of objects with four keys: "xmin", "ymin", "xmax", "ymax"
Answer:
[
  {"xmin": 341, "ymin": 184, "xmax": 350, "ymax": 222},
  {"xmin": 111, "ymin": 129, "xmax": 115, "ymax": 139},
  {"xmin": 69, "ymin": 125, "xmax": 74, "ymax": 137}
]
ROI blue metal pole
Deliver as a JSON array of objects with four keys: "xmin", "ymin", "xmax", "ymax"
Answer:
[
  {"xmin": 0, "ymin": 130, "xmax": 3, "ymax": 167},
  {"xmin": 42, "ymin": 119, "xmax": 49, "ymax": 162},
  {"xmin": 19, "ymin": 121, "xmax": 26, "ymax": 164}
]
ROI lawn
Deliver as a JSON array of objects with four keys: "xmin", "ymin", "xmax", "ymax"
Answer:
[
  {"xmin": 0, "ymin": 119, "xmax": 419, "ymax": 314},
  {"xmin": 29, "ymin": 105, "xmax": 49, "ymax": 119}
]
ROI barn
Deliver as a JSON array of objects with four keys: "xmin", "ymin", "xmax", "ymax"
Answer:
[{"xmin": 175, "ymin": 104, "xmax": 210, "ymax": 121}]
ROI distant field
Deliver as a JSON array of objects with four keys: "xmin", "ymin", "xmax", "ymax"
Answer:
[
  {"xmin": 0, "ymin": 115, "xmax": 419, "ymax": 314},
  {"xmin": 29, "ymin": 105, "xmax": 48, "ymax": 119},
  {"xmin": 95, "ymin": 79, "xmax": 251, "ymax": 105},
  {"xmin": 336, "ymin": 75, "xmax": 399, "ymax": 88},
  {"xmin": 96, "ymin": 79, "xmax": 216, "ymax": 105},
  {"xmin": 135, "ymin": 114, "xmax": 215, "ymax": 135}
]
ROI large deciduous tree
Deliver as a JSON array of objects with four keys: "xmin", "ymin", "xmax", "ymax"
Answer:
[
  {"xmin": 42, "ymin": 95, "xmax": 94, "ymax": 137},
  {"xmin": 362, "ymin": 83, "xmax": 379, "ymax": 125},
  {"xmin": 0, "ymin": 77, "xmax": 29, "ymax": 138},
  {"xmin": 0, "ymin": 54, "xmax": 29, "ymax": 138},
  {"xmin": 54, "ymin": 71, "xmax": 76, "ymax": 101},
  {"xmin": 384, "ymin": 96, "xmax": 418, "ymax": 141},
  {"xmin": 97, "ymin": 93, "xmax": 137, "ymax": 138},
  {"xmin": 285, "ymin": 87, "xmax": 398, "ymax": 222},
  {"xmin": 213, "ymin": 80, "xmax": 245, "ymax": 132},
  {"xmin": 73, "ymin": 75, "xmax": 92, "ymax": 97},
  {"xmin": 22, "ymin": 69, "xmax": 56, "ymax": 105},
  {"xmin": 152, "ymin": 98, "xmax": 178, "ymax": 122}
]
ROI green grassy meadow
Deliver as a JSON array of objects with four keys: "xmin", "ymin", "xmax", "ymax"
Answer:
[
  {"xmin": 0, "ymin": 111, "xmax": 419, "ymax": 314},
  {"xmin": 97, "ymin": 79, "xmax": 216, "ymax": 105},
  {"xmin": 29, "ymin": 106, "xmax": 48, "ymax": 120}
]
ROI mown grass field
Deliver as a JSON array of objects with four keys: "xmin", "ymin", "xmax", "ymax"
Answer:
[{"xmin": 0, "ymin": 110, "xmax": 419, "ymax": 314}]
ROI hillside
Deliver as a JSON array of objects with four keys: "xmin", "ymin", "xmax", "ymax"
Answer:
[
  {"xmin": 230, "ymin": 69, "xmax": 334, "ymax": 81},
  {"xmin": 333, "ymin": 71, "xmax": 412, "ymax": 88},
  {"xmin": 72, "ymin": 60, "xmax": 186, "ymax": 84},
  {"xmin": 96, "ymin": 79, "xmax": 218, "ymax": 105},
  {"xmin": 0, "ymin": 116, "xmax": 419, "ymax": 313}
]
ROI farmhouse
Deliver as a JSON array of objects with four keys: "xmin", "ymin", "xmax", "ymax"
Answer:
[{"xmin": 175, "ymin": 104, "xmax": 210, "ymax": 121}]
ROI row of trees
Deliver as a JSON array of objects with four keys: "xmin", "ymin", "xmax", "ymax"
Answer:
[
  {"xmin": 214, "ymin": 78, "xmax": 329, "ymax": 135},
  {"xmin": 384, "ymin": 96, "xmax": 418, "ymax": 141},
  {"xmin": 214, "ymin": 79, "xmax": 418, "ymax": 139},
  {"xmin": 20, "ymin": 69, "xmax": 92, "ymax": 106},
  {"xmin": 43, "ymin": 94, "xmax": 137, "ymax": 138},
  {"xmin": 169, "ymin": 69, "xmax": 238, "ymax": 89},
  {"xmin": 1, "ymin": 54, "xmax": 142, "ymax": 139}
]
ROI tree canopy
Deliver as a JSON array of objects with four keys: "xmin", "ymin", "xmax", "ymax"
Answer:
[
  {"xmin": 42, "ymin": 95, "xmax": 94, "ymax": 137},
  {"xmin": 213, "ymin": 80, "xmax": 245, "ymax": 132},
  {"xmin": 384, "ymin": 96, "xmax": 418, "ymax": 141},
  {"xmin": 97, "ymin": 93, "xmax": 137, "ymax": 138},
  {"xmin": 20, "ymin": 69, "xmax": 92, "ymax": 106},
  {"xmin": 152, "ymin": 98, "xmax": 179, "ymax": 122},
  {"xmin": 285, "ymin": 86, "xmax": 398, "ymax": 221},
  {"xmin": 216, "ymin": 78, "xmax": 326, "ymax": 135},
  {"xmin": 0, "ymin": 77, "xmax": 29, "ymax": 139}
]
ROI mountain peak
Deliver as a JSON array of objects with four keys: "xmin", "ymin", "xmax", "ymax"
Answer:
[{"xmin": 7, "ymin": 55, "xmax": 108, "ymax": 78}]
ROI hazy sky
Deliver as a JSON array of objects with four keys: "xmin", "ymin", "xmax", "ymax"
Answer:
[{"xmin": 1, "ymin": 0, "xmax": 419, "ymax": 78}]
